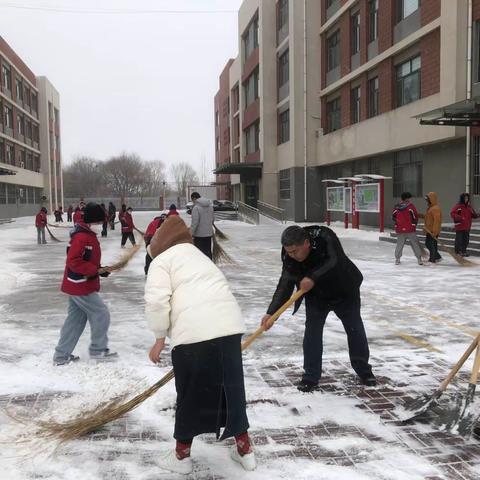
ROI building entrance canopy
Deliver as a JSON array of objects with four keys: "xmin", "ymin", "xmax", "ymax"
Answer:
[
  {"xmin": 416, "ymin": 98, "xmax": 480, "ymax": 127},
  {"xmin": 213, "ymin": 162, "xmax": 262, "ymax": 176}
]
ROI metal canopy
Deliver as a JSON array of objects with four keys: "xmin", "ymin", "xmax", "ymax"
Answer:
[
  {"xmin": 214, "ymin": 162, "xmax": 262, "ymax": 175},
  {"xmin": 355, "ymin": 174, "xmax": 392, "ymax": 180},
  {"xmin": 0, "ymin": 166, "xmax": 16, "ymax": 176},
  {"xmin": 321, "ymin": 179, "xmax": 346, "ymax": 184},
  {"xmin": 415, "ymin": 98, "xmax": 480, "ymax": 127}
]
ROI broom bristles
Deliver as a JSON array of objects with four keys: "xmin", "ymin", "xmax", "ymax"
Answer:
[
  {"xmin": 45, "ymin": 225, "xmax": 62, "ymax": 242},
  {"xmin": 212, "ymin": 235, "xmax": 235, "ymax": 264},
  {"xmin": 213, "ymin": 224, "xmax": 229, "ymax": 241}
]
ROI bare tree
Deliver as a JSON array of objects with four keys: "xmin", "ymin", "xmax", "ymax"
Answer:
[
  {"xmin": 63, "ymin": 156, "xmax": 105, "ymax": 197},
  {"xmin": 103, "ymin": 153, "xmax": 146, "ymax": 199},
  {"xmin": 140, "ymin": 160, "xmax": 166, "ymax": 197},
  {"xmin": 170, "ymin": 162, "xmax": 199, "ymax": 198}
]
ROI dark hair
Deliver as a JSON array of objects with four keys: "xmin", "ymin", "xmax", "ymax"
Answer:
[
  {"xmin": 401, "ymin": 192, "xmax": 412, "ymax": 201},
  {"xmin": 169, "ymin": 203, "xmax": 177, "ymax": 210},
  {"xmin": 191, "ymin": 192, "xmax": 201, "ymax": 200},
  {"xmin": 281, "ymin": 226, "xmax": 309, "ymax": 247}
]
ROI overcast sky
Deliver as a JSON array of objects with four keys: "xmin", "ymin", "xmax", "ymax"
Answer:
[{"xmin": 0, "ymin": 0, "xmax": 242, "ymax": 180}]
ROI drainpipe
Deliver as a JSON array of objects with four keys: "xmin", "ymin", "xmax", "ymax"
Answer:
[
  {"xmin": 466, "ymin": 0, "xmax": 473, "ymax": 193},
  {"xmin": 303, "ymin": 0, "xmax": 308, "ymax": 221}
]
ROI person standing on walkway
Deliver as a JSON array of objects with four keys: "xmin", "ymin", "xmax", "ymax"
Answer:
[
  {"xmin": 67, "ymin": 205, "xmax": 73, "ymax": 222},
  {"xmin": 100, "ymin": 203, "xmax": 108, "ymax": 238},
  {"xmin": 420, "ymin": 192, "xmax": 442, "ymax": 263},
  {"xmin": 53, "ymin": 203, "xmax": 117, "ymax": 365},
  {"xmin": 108, "ymin": 201, "xmax": 116, "ymax": 230},
  {"xmin": 35, "ymin": 207, "xmax": 48, "ymax": 245},
  {"xmin": 450, "ymin": 193, "xmax": 478, "ymax": 256},
  {"xmin": 190, "ymin": 192, "xmax": 214, "ymax": 259},
  {"xmin": 145, "ymin": 216, "xmax": 255, "ymax": 474},
  {"xmin": 392, "ymin": 192, "xmax": 423, "ymax": 265},
  {"xmin": 119, "ymin": 205, "xmax": 136, "ymax": 248},
  {"xmin": 260, "ymin": 225, "xmax": 376, "ymax": 392}
]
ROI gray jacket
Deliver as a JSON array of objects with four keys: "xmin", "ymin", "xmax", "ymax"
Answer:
[{"xmin": 190, "ymin": 197, "xmax": 214, "ymax": 237}]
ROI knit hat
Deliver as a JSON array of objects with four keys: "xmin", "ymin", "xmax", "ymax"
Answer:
[
  {"xmin": 83, "ymin": 202, "xmax": 105, "ymax": 223},
  {"xmin": 149, "ymin": 216, "xmax": 192, "ymax": 259}
]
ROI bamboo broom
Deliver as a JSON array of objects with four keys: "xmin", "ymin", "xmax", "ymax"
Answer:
[
  {"xmin": 98, "ymin": 239, "xmax": 143, "ymax": 274},
  {"xmin": 213, "ymin": 224, "xmax": 229, "ymax": 241},
  {"xmin": 212, "ymin": 234, "xmax": 235, "ymax": 264},
  {"xmin": 423, "ymin": 226, "xmax": 476, "ymax": 266},
  {"xmin": 45, "ymin": 225, "xmax": 62, "ymax": 242},
  {"xmin": 30, "ymin": 290, "xmax": 305, "ymax": 444}
]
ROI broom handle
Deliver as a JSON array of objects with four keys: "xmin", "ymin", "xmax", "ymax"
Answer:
[
  {"xmin": 241, "ymin": 289, "xmax": 305, "ymax": 351},
  {"xmin": 469, "ymin": 340, "xmax": 480, "ymax": 385},
  {"xmin": 439, "ymin": 334, "xmax": 479, "ymax": 391}
]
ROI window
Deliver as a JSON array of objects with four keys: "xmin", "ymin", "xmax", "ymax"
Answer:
[
  {"xmin": 243, "ymin": 15, "xmax": 259, "ymax": 60},
  {"xmin": 278, "ymin": 49, "xmax": 289, "ymax": 88},
  {"xmin": 396, "ymin": 55, "xmax": 421, "ymax": 106},
  {"xmin": 17, "ymin": 113, "xmax": 25, "ymax": 136},
  {"xmin": 244, "ymin": 69, "xmax": 259, "ymax": 107},
  {"xmin": 7, "ymin": 184, "xmax": 16, "ymax": 204},
  {"xmin": 327, "ymin": 97, "xmax": 341, "ymax": 133},
  {"xmin": 26, "ymin": 152, "xmax": 33, "ymax": 170},
  {"xmin": 368, "ymin": 77, "xmax": 379, "ymax": 117},
  {"xmin": 245, "ymin": 122, "xmax": 260, "ymax": 155},
  {"xmin": 0, "ymin": 184, "xmax": 5, "ymax": 204},
  {"xmin": 393, "ymin": 148, "xmax": 423, "ymax": 197},
  {"xmin": 279, "ymin": 169, "xmax": 290, "ymax": 199},
  {"xmin": 351, "ymin": 12, "xmax": 360, "ymax": 55},
  {"xmin": 31, "ymin": 92, "xmax": 38, "ymax": 112},
  {"xmin": 368, "ymin": 0, "xmax": 378, "ymax": 42},
  {"xmin": 2, "ymin": 63, "xmax": 11, "ymax": 91},
  {"xmin": 16, "ymin": 78, "xmax": 23, "ymax": 103},
  {"xmin": 327, "ymin": 30, "xmax": 340, "ymax": 71},
  {"xmin": 24, "ymin": 86, "xmax": 30, "ymax": 106},
  {"xmin": 397, "ymin": 0, "xmax": 419, "ymax": 22},
  {"xmin": 4, "ymin": 104, "xmax": 13, "ymax": 128},
  {"xmin": 25, "ymin": 120, "xmax": 32, "ymax": 140},
  {"xmin": 326, "ymin": 0, "xmax": 335, "ymax": 7},
  {"xmin": 6, "ymin": 144, "xmax": 14, "ymax": 165},
  {"xmin": 277, "ymin": 0, "xmax": 289, "ymax": 41},
  {"xmin": 351, "ymin": 86, "xmax": 361, "ymax": 124},
  {"xmin": 232, "ymin": 85, "xmax": 239, "ymax": 112},
  {"xmin": 215, "ymin": 110, "xmax": 219, "ymax": 127},
  {"xmin": 473, "ymin": 137, "xmax": 480, "ymax": 194},
  {"xmin": 278, "ymin": 109, "xmax": 290, "ymax": 144},
  {"xmin": 33, "ymin": 123, "xmax": 39, "ymax": 143}
]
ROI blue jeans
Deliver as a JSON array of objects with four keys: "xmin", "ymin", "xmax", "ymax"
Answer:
[
  {"xmin": 54, "ymin": 293, "xmax": 110, "ymax": 362},
  {"xmin": 302, "ymin": 295, "xmax": 372, "ymax": 383}
]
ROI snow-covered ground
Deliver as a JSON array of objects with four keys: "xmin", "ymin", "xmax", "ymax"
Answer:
[{"xmin": 1, "ymin": 212, "xmax": 479, "ymax": 479}]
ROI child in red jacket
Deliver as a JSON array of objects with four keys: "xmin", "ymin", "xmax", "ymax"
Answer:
[
  {"xmin": 35, "ymin": 207, "xmax": 48, "ymax": 245},
  {"xmin": 450, "ymin": 193, "xmax": 479, "ymax": 256},
  {"xmin": 118, "ymin": 204, "xmax": 136, "ymax": 248},
  {"xmin": 53, "ymin": 203, "xmax": 118, "ymax": 366}
]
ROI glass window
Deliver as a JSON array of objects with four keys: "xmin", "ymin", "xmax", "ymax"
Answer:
[
  {"xmin": 368, "ymin": 0, "xmax": 378, "ymax": 42},
  {"xmin": 327, "ymin": 30, "xmax": 340, "ymax": 71},
  {"xmin": 277, "ymin": 0, "xmax": 289, "ymax": 37},
  {"xmin": 0, "ymin": 184, "xmax": 6, "ymax": 204},
  {"xmin": 398, "ymin": 0, "xmax": 419, "ymax": 22},
  {"xmin": 2, "ymin": 63, "xmax": 12, "ymax": 91},
  {"xmin": 0, "ymin": 141, "xmax": 3, "ymax": 162},
  {"xmin": 279, "ymin": 169, "xmax": 290, "ymax": 199},
  {"xmin": 327, "ymin": 97, "xmax": 341, "ymax": 133},
  {"xmin": 244, "ymin": 69, "xmax": 259, "ymax": 107},
  {"xmin": 368, "ymin": 77, "xmax": 379, "ymax": 117},
  {"xmin": 5, "ymin": 144, "xmax": 14, "ymax": 165},
  {"xmin": 31, "ymin": 92, "xmax": 38, "ymax": 113},
  {"xmin": 393, "ymin": 148, "xmax": 423, "ymax": 196},
  {"xmin": 351, "ymin": 86, "xmax": 361, "ymax": 124},
  {"xmin": 473, "ymin": 137, "xmax": 480, "ymax": 195},
  {"xmin": 16, "ymin": 78, "xmax": 23, "ymax": 103},
  {"xmin": 4, "ymin": 104, "xmax": 13, "ymax": 128},
  {"xmin": 24, "ymin": 86, "xmax": 30, "ymax": 106},
  {"xmin": 17, "ymin": 113, "xmax": 24, "ymax": 135},
  {"xmin": 7, "ymin": 184, "xmax": 16, "ymax": 204},
  {"xmin": 245, "ymin": 122, "xmax": 260, "ymax": 155},
  {"xmin": 33, "ymin": 123, "xmax": 39, "ymax": 143},
  {"xmin": 278, "ymin": 109, "xmax": 290, "ymax": 144},
  {"xmin": 352, "ymin": 12, "xmax": 360, "ymax": 55},
  {"xmin": 278, "ymin": 49, "xmax": 289, "ymax": 88},
  {"xmin": 396, "ymin": 55, "xmax": 421, "ymax": 106},
  {"xmin": 243, "ymin": 15, "xmax": 259, "ymax": 61}
]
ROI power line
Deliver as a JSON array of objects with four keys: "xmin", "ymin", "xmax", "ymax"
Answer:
[{"xmin": 0, "ymin": 2, "xmax": 237, "ymax": 15}]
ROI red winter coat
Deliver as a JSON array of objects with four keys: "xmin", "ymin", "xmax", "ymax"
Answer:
[
  {"xmin": 73, "ymin": 209, "xmax": 84, "ymax": 224},
  {"xmin": 392, "ymin": 201, "xmax": 418, "ymax": 234},
  {"xmin": 167, "ymin": 210, "xmax": 179, "ymax": 217},
  {"xmin": 35, "ymin": 211, "xmax": 47, "ymax": 228},
  {"xmin": 61, "ymin": 223, "xmax": 101, "ymax": 296},
  {"xmin": 67, "ymin": 206, "xmax": 73, "ymax": 215},
  {"xmin": 144, "ymin": 216, "xmax": 165, "ymax": 245},
  {"xmin": 119, "ymin": 211, "xmax": 135, "ymax": 233},
  {"xmin": 450, "ymin": 203, "xmax": 478, "ymax": 231}
]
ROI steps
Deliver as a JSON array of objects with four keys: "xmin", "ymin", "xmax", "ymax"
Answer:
[{"xmin": 379, "ymin": 225, "xmax": 480, "ymax": 257}]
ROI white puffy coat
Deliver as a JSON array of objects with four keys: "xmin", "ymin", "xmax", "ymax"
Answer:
[{"xmin": 144, "ymin": 243, "xmax": 245, "ymax": 347}]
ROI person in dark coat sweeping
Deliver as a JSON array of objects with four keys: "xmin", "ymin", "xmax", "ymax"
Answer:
[
  {"xmin": 108, "ymin": 202, "xmax": 116, "ymax": 230},
  {"xmin": 118, "ymin": 205, "xmax": 136, "ymax": 248},
  {"xmin": 261, "ymin": 225, "xmax": 376, "ymax": 392},
  {"xmin": 450, "ymin": 193, "xmax": 479, "ymax": 256},
  {"xmin": 145, "ymin": 216, "xmax": 256, "ymax": 475}
]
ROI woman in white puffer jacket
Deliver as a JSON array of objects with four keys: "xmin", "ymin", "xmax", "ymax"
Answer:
[{"xmin": 145, "ymin": 216, "xmax": 256, "ymax": 475}]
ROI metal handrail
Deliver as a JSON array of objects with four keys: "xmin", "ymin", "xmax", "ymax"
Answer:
[
  {"xmin": 257, "ymin": 201, "xmax": 286, "ymax": 223},
  {"xmin": 237, "ymin": 201, "xmax": 259, "ymax": 225}
]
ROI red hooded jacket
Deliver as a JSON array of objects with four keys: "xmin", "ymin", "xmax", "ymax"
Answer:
[
  {"xmin": 119, "ymin": 210, "xmax": 135, "ymax": 233},
  {"xmin": 35, "ymin": 211, "xmax": 47, "ymax": 228},
  {"xmin": 61, "ymin": 223, "xmax": 101, "ymax": 296},
  {"xmin": 392, "ymin": 201, "xmax": 418, "ymax": 234},
  {"xmin": 73, "ymin": 209, "xmax": 84, "ymax": 224}
]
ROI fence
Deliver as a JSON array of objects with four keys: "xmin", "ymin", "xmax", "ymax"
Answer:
[
  {"xmin": 64, "ymin": 196, "xmax": 187, "ymax": 210},
  {"xmin": 237, "ymin": 201, "xmax": 259, "ymax": 225},
  {"xmin": 257, "ymin": 201, "xmax": 286, "ymax": 223}
]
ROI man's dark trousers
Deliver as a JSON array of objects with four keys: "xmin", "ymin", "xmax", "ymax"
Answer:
[
  {"xmin": 302, "ymin": 294, "xmax": 372, "ymax": 383},
  {"xmin": 194, "ymin": 236, "xmax": 212, "ymax": 260}
]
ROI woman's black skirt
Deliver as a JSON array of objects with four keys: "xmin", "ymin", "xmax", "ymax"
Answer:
[{"xmin": 171, "ymin": 333, "xmax": 249, "ymax": 441}]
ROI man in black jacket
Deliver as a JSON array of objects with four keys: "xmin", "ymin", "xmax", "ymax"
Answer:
[{"xmin": 261, "ymin": 225, "xmax": 376, "ymax": 392}]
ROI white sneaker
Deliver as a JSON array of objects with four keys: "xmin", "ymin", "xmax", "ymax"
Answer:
[
  {"xmin": 231, "ymin": 448, "xmax": 257, "ymax": 471},
  {"xmin": 158, "ymin": 450, "xmax": 193, "ymax": 475}
]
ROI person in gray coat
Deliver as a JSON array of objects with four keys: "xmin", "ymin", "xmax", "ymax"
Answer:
[{"xmin": 190, "ymin": 192, "xmax": 214, "ymax": 259}]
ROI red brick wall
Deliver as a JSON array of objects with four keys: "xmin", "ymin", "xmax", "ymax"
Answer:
[
  {"xmin": 242, "ymin": 98, "xmax": 260, "ymax": 130},
  {"xmin": 378, "ymin": 57, "xmax": 394, "ymax": 113},
  {"xmin": 420, "ymin": 28, "xmax": 440, "ymax": 98},
  {"xmin": 359, "ymin": 73, "xmax": 368, "ymax": 121},
  {"xmin": 378, "ymin": 0, "xmax": 394, "ymax": 54},
  {"xmin": 473, "ymin": 0, "xmax": 480, "ymax": 21},
  {"xmin": 340, "ymin": 13, "xmax": 351, "ymax": 76},
  {"xmin": 340, "ymin": 84, "xmax": 351, "ymax": 128},
  {"xmin": 0, "ymin": 36, "xmax": 36, "ymax": 85},
  {"xmin": 242, "ymin": 48, "xmax": 259, "ymax": 83},
  {"xmin": 421, "ymin": 0, "xmax": 441, "ymax": 26},
  {"xmin": 359, "ymin": 0, "xmax": 368, "ymax": 65}
]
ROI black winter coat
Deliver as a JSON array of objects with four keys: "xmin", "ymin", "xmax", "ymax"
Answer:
[{"xmin": 267, "ymin": 226, "xmax": 363, "ymax": 314}]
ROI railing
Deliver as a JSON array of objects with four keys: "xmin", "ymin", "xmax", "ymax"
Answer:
[
  {"xmin": 257, "ymin": 201, "xmax": 286, "ymax": 223},
  {"xmin": 237, "ymin": 201, "xmax": 259, "ymax": 225}
]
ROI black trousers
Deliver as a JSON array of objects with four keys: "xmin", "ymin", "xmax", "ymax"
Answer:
[
  {"xmin": 67, "ymin": 213, "xmax": 72, "ymax": 222},
  {"xmin": 144, "ymin": 252, "xmax": 153, "ymax": 275},
  {"xmin": 193, "ymin": 236, "xmax": 212, "ymax": 260},
  {"xmin": 425, "ymin": 233, "xmax": 442, "ymax": 262},
  {"xmin": 109, "ymin": 215, "xmax": 115, "ymax": 230},
  {"xmin": 454, "ymin": 230, "xmax": 470, "ymax": 254},
  {"xmin": 121, "ymin": 232, "xmax": 136, "ymax": 246},
  {"xmin": 302, "ymin": 295, "xmax": 372, "ymax": 383},
  {"xmin": 101, "ymin": 222, "xmax": 108, "ymax": 237}
]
